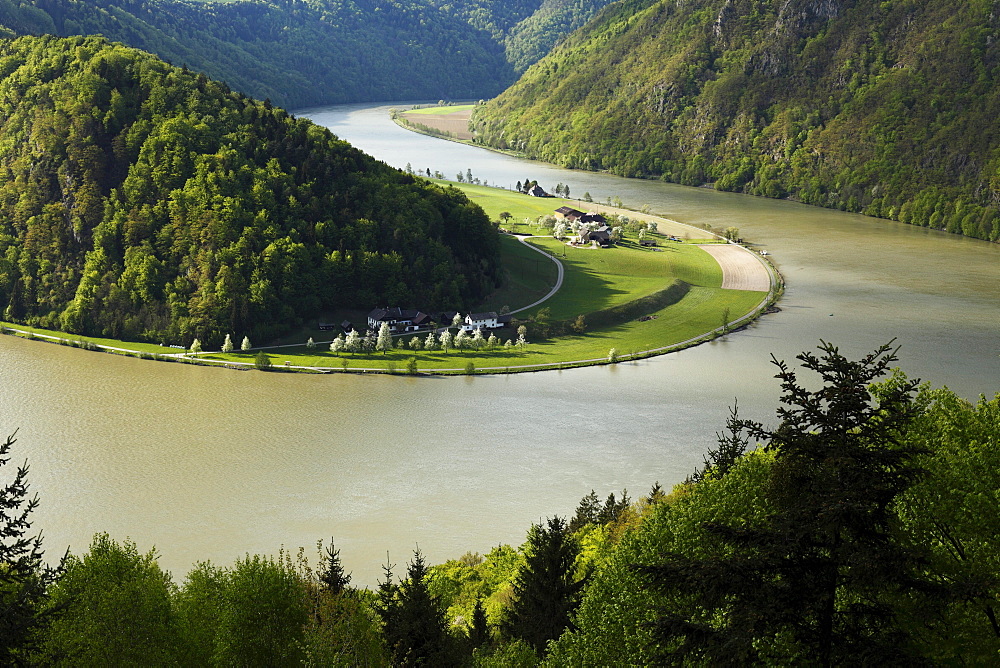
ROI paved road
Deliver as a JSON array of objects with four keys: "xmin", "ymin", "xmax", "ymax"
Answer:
[{"xmin": 509, "ymin": 235, "xmax": 565, "ymax": 315}]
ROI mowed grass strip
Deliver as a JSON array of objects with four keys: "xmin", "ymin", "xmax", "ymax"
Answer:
[{"xmin": 402, "ymin": 104, "xmax": 475, "ymax": 116}]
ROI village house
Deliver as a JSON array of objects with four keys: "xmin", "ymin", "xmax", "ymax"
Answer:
[
  {"xmin": 554, "ymin": 206, "xmax": 584, "ymax": 222},
  {"xmin": 367, "ymin": 307, "xmax": 433, "ymax": 333},
  {"xmin": 460, "ymin": 312, "xmax": 512, "ymax": 332},
  {"xmin": 527, "ymin": 184, "xmax": 551, "ymax": 197}
]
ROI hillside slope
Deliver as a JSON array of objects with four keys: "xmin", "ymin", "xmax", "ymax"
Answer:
[
  {"xmin": 471, "ymin": 0, "xmax": 1000, "ymax": 242},
  {"xmin": 0, "ymin": 35, "xmax": 501, "ymax": 346},
  {"xmin": 0, "ymin": 0, "xmax": 613, "ymax": 108}
]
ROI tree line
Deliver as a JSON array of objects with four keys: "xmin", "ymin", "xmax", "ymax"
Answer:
[{"xmin": 3, "ymin": 341, "xmax": 999, "ymax": 664}]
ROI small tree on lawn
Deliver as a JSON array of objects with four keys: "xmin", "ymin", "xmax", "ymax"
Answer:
[
  {"xmin": 504, "ymin": 339, "xmax": 513, "ymax": 352},
  {"xmin": 499, "ymin": 212, "xmax": 512, "ymax": 227},
  {"xmin": 608, "ymin": 348, "xmax": 619, "ymax": 363},
  {"xmin": 553, "ymin": 222, "xmax": 568, "ymax": 240},
  {"xmin": 409, "ymin": 336, "xmax": 422, "ymax": 351},
  {"xmin": 424, "ymin": 332, "xmax": 437, "ymax": 351},
  {"xmin": 345, "ymin": 330, "xmax": 361, "ymax": 354},
  {"xmin": 564, "ymin": 185, "xmax": 570, "ymax": 198},
  {"xmin": 583, "ymin": 191, "xmax": 592, "ymax": 202},
  {"xmin": 471, "ymin": 328, "xmax": 485, "ymax": 351},
  {"xmin": 454, "ymin": 330, "xmax": 468, "ymax": 351},
  {"xmin": 438, "ymin": 330, "xmax": 452, "ymax": 354},
  {"xmin": 254, "ymin": 351, "xmax": 272, "ymax": 370},
  {"xmin": 487, "ymin": 333, "xmax": 498, "ymax": 351},
  {"xmin": 189, "ymin": 338, "xmax": 202, "ymax": 354},
  {"xmin": 451, "ymin": 313, "xmax": 464, "ymax": 330},
  {"xmin": 571, "ymin": 315, "xmax": 586, "ymax": 334},
  {"xmin": 376, "ymin": 322, "xmax": 393, "ymax": 355},
  {"xmin": 465, "ymin": 361, "xmax": 475, "ymax": 375},
  {"xmin": 241, "ymin": 336, "xmax": 251, "ymax": 351},
  {"xmin": 516, "ymin": 325, "xmax": 528, "ymax": 351},
  {"xmin": 221, "ymin": 334, "xmax": 234, "ymax": 353},
  {"xmin": 306, "ymin": 337, "xmax": 316, "ymax": 350},
  {"xmin": 646, "ymin": 220, "xmax": 657, "ymax": 233},
  {"xmin": 406, "ymin": 357, "xmax": 418, "ymax": 375},
  {"xmin": 330, "ymin": 334, "xmax": 345, "ymax": 354}
]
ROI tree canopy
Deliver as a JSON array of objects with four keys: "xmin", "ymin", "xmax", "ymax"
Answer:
[{"xmin": 0, "ymin": 35, "xmax": 502, "ymax": 347}]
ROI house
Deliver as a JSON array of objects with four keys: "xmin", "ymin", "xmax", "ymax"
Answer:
[
  {"xmin": 527, "ymin": 184, "xmax": 551, "ymax": 197},
  {"xmin": 318, "ymin": 321, "xmax": 337, "ymax": 331},
  {"xmin": 580, "ymin": 211, "xmax": 607, "ymax": 225},
  {"xmin": 577, "ymin": 224, "xmax": 613, "ymax": 247},
  {"xmin": 640, "ymin": 238, "xmax": 657, "ymax": 247},
  {"xmin": 554, "ymin": 206, "xmax": 584, "ymax": 222},
  {"xmin": 367, "ymin": 307, "xmax": 433, "ymax": 333},
  {"xmin": 461, "ymin": 312, "xmax": 501, "ymax": 332}
]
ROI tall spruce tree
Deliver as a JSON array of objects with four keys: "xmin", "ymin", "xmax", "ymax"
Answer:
[
  {"xmin": 0, "ymin": 431, "xmax": 61, "ymax": 666},
  {"xmin": 377, "ymin": 549, "xmax": 453, "ymax": 665},
  {"xmin": 638, "ymin": 341, "xmax": 937, "ymax": 666},
  {"xmin": 504, "ymin": 516, "xmax": 588, "ymax": 654},
  {"xmin": 319, "ymin": 539, "xmax": 351, "ymax": 596}
]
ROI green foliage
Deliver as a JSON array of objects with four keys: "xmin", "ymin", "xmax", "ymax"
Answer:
[
  {"xmin": 0, "ymin": 36, "xmax": 501, "ymax": 347},
  {"xmin": 638, "ymin": 342, "xmax": 933, "ymax": 664},
  {"xmin": 894, "ymin": 385, "xmax": 1000, "ymax": 662},
  {"xmin": 473, "ymin": 0, "xmax": 1000, "ymax": 242},
  {"xmin": 213, "ymin": 555, "xmax": 308, "ymax": 666},
  {"xmin": 0, "ymin": 431, "xmax": 59, "ymax": 665},
  {"xmin": 503, "ymin": 516, "xmax": 588, "ymax": 654},
  {"xmin": 378, "ymin": 549, "xmax": 455, "ymax": 665},
  {"xmin": 0, "ymin": 0, "xmax": 613, "ymax": 108},
  {"xmin": 38, "ymin": 534, "xmax": 180, "ymax": 665},
  {"xmin": 254, "ymin": 351, "xmax": 273, "ymax": 371}
]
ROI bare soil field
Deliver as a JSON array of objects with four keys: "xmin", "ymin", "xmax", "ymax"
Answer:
[
  {"xmin": 400, "ymin": 108, "xmax": 474, "ymax": 140},
  {"xmin": 698, "ymin": 244, "xmax": 772, "ymax": 291}
]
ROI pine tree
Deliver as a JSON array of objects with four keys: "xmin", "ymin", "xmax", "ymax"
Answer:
[
  {"xmin": 469, "ymin": 599, "xmax": 490, "ymax": 650},
  {"xmin": 503, "ymin": 516, "xmax": 588, "ymax": 654},
  {"xmin": 0, "ymin": 431, "xmax": 61, "ymax": 665},
  {"xmin": 319, "ymin": 539, "xmax": 351, "ymax": 596},
  {"xmin": 378, "ymin": 549, "xmax": 453, "ymax": 665},
  {"xmin": 638, "ymin": 341, "xmax": 936, "ymax": 666}
]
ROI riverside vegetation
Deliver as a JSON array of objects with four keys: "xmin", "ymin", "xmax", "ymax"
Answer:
[
  {"xmin": 471, "ymin": 0, "xmax": 1000, "ymax": 243},
  {"xmin": 3, "ymin": 343, "xmax": 999, "ymax": 664}
]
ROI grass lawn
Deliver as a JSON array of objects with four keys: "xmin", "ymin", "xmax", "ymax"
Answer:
[
  {"xmin": 205, "ymin": 236, "xmax": 771, "ymax": 372},
  {"xmin": 0, "ymin": 323, "xmax": 183, "ymax": 355},
  {"xmin": 403, "ymin": 105, "xmax": 475, "ymax": 115}
]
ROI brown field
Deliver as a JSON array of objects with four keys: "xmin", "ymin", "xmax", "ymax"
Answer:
[
  {"xmin": 400, "ymin": 108, "xmax": 474, "ymax": 140},
  {"xmin": 698, "ymin": 244, "xmax": 772, "ymax": 291}
]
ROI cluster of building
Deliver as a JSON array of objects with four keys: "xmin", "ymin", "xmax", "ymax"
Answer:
[
  {"xmin": 321, "ymin": 307, "xmax": 513, "ymax": 336},
  {"xmin": 554, "ymin": 206, "xmax": 614, "ymax": 247}
]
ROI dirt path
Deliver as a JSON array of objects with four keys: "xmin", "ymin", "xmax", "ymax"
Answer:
[
  {"xmin": 697, "ymin": 243, "xmax": 773, "ymax": 291},
  {"xmin": 509, "ymin": 236, "xmax": 564, "ymax": 314}
]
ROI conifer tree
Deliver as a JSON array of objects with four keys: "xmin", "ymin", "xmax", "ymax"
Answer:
[
  {"xmin": 319, "ymin": 540, "xmax": 351, "ymax": 596},
  {"xmin": 0, "ymin": 431, "xmax": 61, "ymax": 665},
  {"xmin": 638, "ymin": 341, "xmax": 936, "ymax": 666},
  {"xmin": 503, "ymin": 516, "xmax": 588, "ymax": 654},
  {"xmin": 469, "ymin": 599, "xmax": 490, "ymax": 650},
  {"xmin": 378, "ymin": 549, "xmax": 453, "ymax": 665}
]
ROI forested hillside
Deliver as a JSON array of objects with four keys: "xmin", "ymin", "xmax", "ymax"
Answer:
[
  {"xmin": 0, "ymin": 0, "xmax": 613, "ymax": 108},
  {"xmin": 472, "ymin": 0, "xmax": 1000, "ymax": 242},
  {"xmin": 0, "ymin": 35, "xmax": 501, "ymax": 346}
]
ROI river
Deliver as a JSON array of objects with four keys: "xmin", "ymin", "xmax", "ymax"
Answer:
[{"xmin": 5, "ymin": 102, "xmax": 997, "ymax": 586}]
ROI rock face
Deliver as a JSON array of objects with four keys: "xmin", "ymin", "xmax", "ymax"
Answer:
[{"xmin": 472, "ymin": 0, "xmax": 1000, "ymax": 242}]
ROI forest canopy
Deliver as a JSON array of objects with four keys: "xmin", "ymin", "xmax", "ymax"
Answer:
[
  {"xmin": 472, "ymin": 0, "xmax": 1000, "ymax": 242},
  {"xmin": 0, "ymin": 35, "xmax": 502, "ymax": 347},
  {"xmin": 0, "ymin": 0, "xmax": 613, "ymax": 108}
]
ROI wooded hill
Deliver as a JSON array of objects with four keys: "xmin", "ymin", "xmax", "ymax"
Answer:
[
  {"xmin": 472, "ymin": 0, "xmax": 1000, "ymax": 242},
  {"xmin": 0, "ymin": 0, "xmax": 613, "ymax": 108},
  {"xmin": 0, "ymin": 35, "xmax": 502, "ymax": 346}
]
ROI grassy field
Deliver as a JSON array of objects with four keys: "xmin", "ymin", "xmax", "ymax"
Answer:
[{"xmin": 403, "ymin": 105, "xmax": 475, "ymax": 115}]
